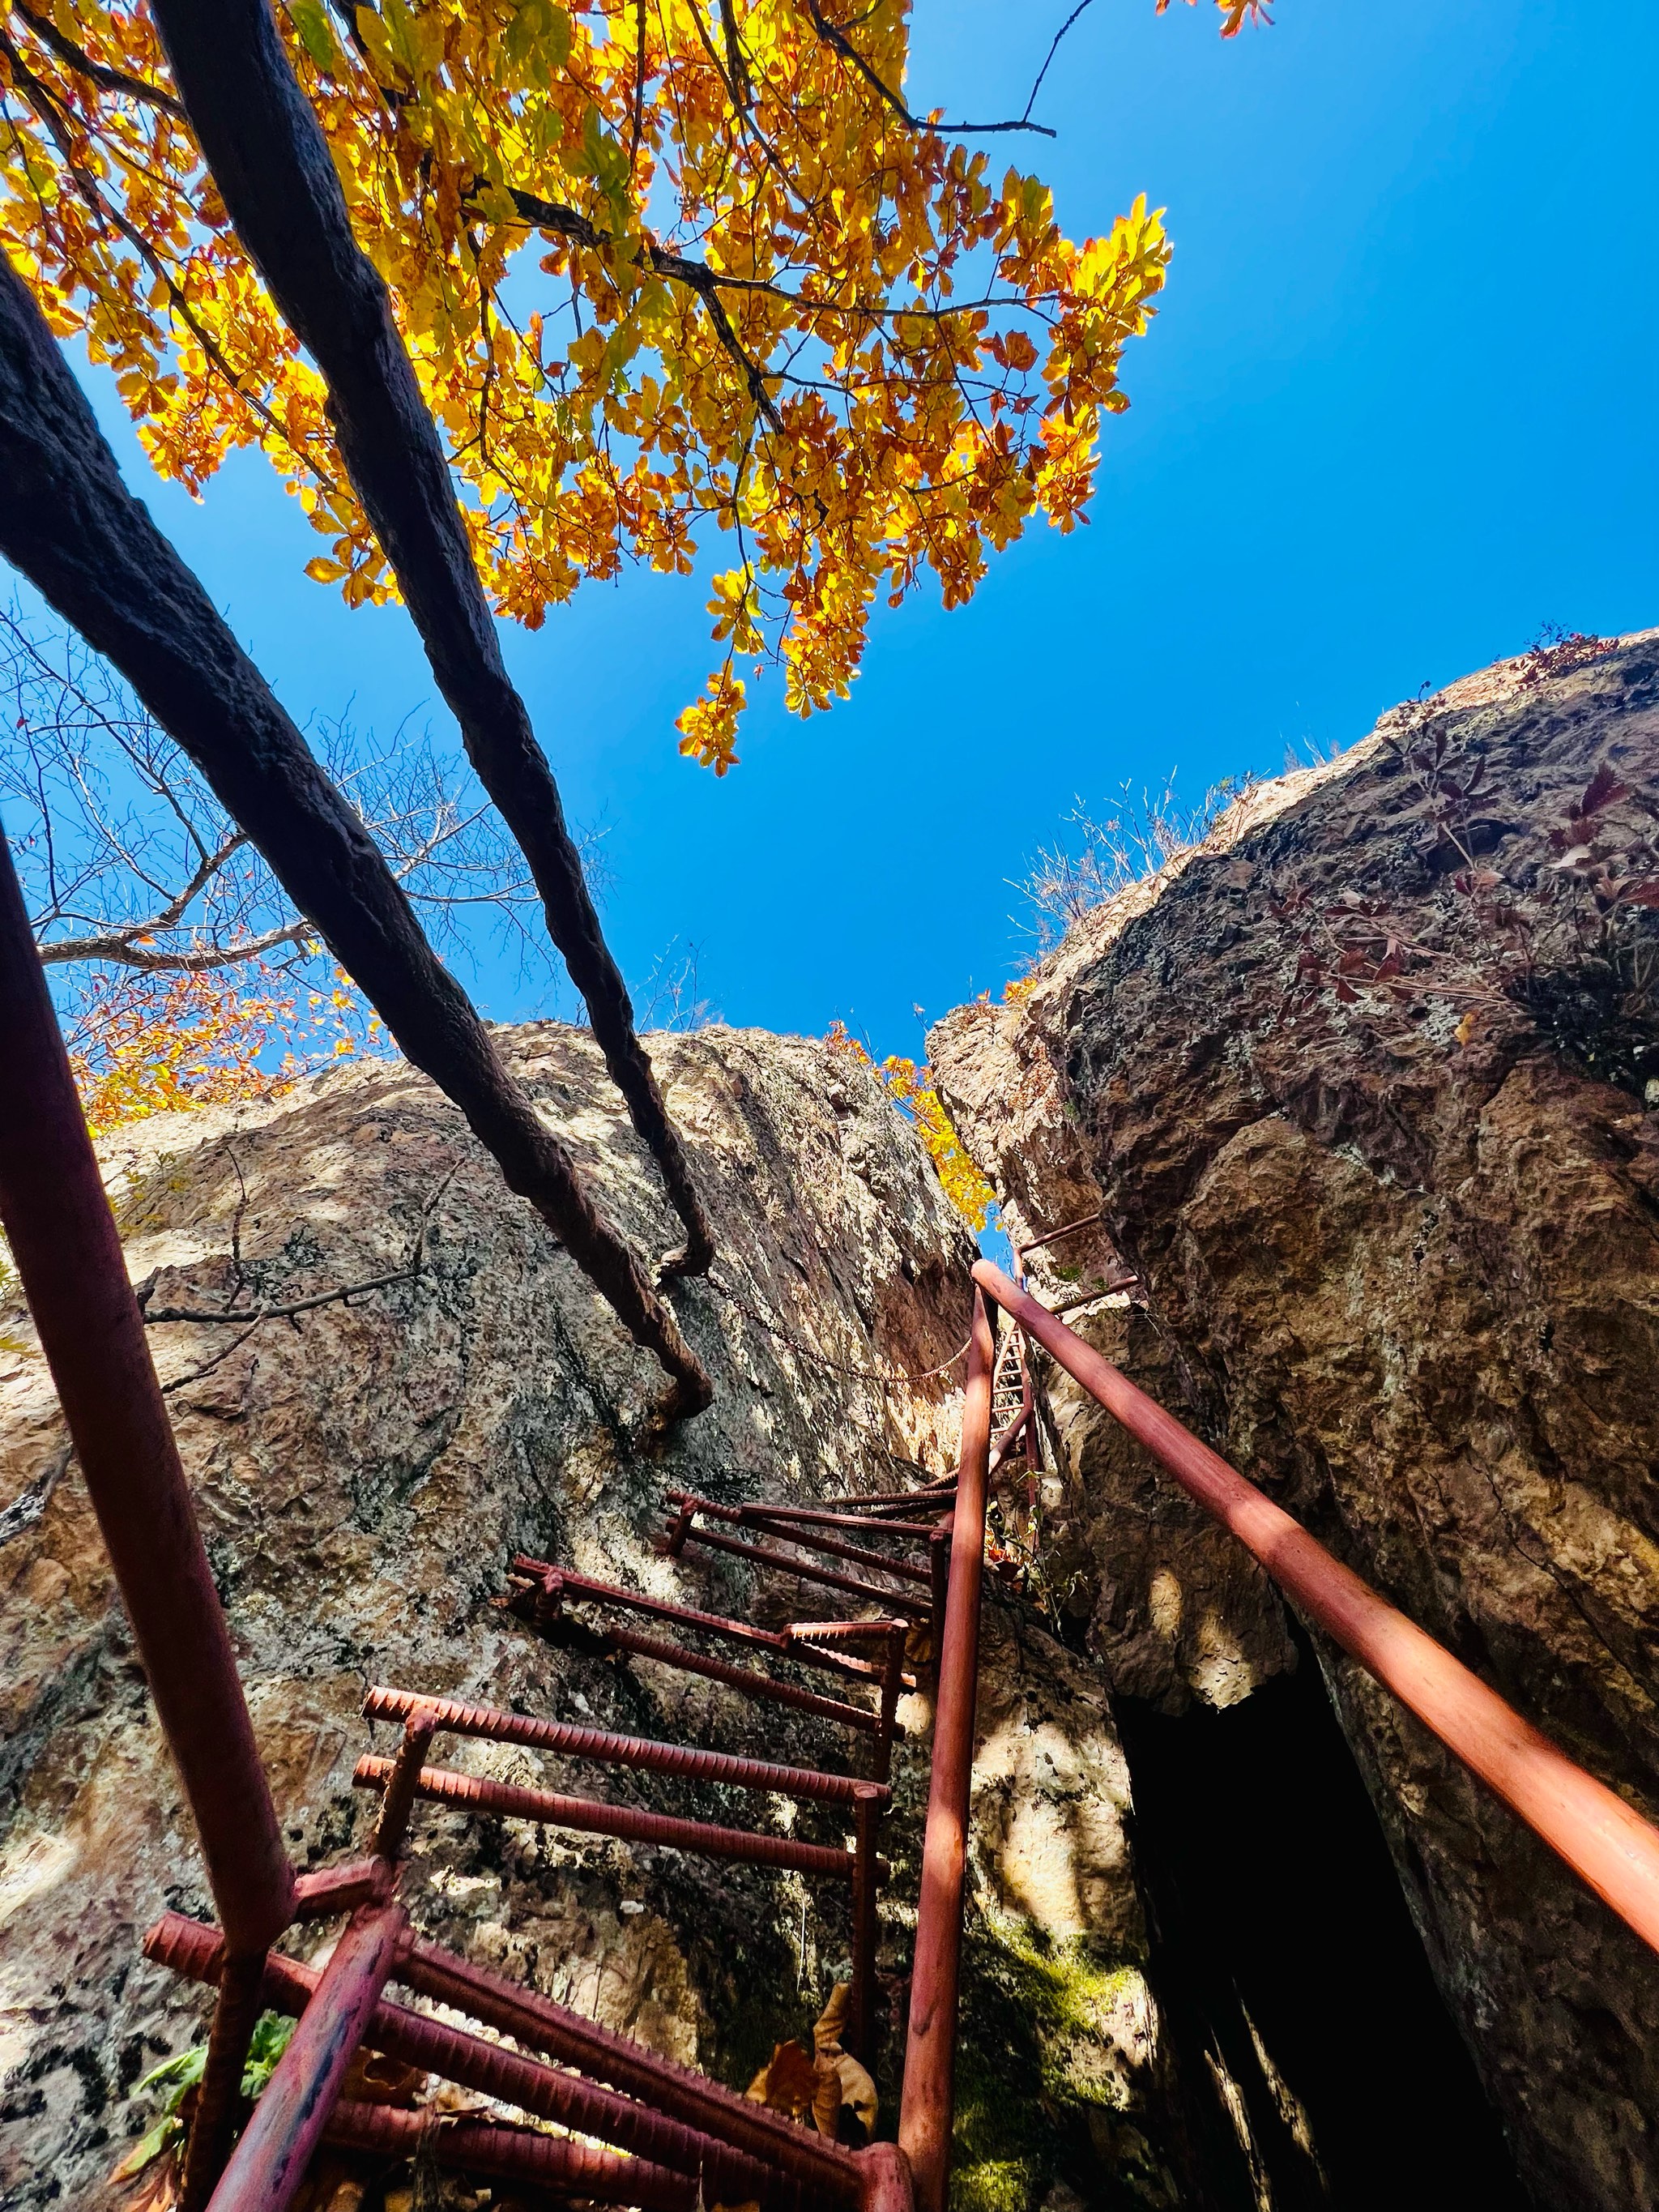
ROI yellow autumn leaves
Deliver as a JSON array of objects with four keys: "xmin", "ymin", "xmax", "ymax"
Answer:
[
  {"xmin": 825, "ymin": 1022, "xmax": 996, "ymax": 1231},
  {"xmin": 0, "ymin": 0, "xmax": 1211, "ymax": 764}
]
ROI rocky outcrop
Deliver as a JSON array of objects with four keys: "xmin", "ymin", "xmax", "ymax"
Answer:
[
  {"xmin": 931, "ymin": 633, "xmax": 1659, "ymax": 2211},
  {"xmin": 0, "ymin": 1022, "xmax": 1200, "ymax": 2212}
]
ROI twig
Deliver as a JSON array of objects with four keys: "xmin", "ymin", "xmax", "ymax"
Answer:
[
  {"xmin": 801, "ymin": 0, "xmax": 1058, "ymax": 138},
  {"xmin": 710, "ymin": 1270, "xmax": 970, "ymax": 1389},
  {"xmin": 1020, "ymin": 0, "xmax": 1096, "ymax": 126},
  {"xmin": 142, "ymin": 1167, "xmax": 457, "ymax": 1328}
]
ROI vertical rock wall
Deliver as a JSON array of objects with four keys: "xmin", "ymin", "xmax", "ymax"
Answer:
[
  {"xmin": 932, "ymin": 635, "xmax": 1659, "ymax": 2211},
  {"xmin": 0, "ymin": 1022, "xmax": 1203, "ymax": 2212},
  {"xmin": 0, "ymin": 1026, "xmax": 968, "ymax": 2206}
]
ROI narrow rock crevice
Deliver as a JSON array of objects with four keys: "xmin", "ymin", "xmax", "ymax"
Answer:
[{"xmin": 1114, "ymin": 1628, "xmax": 1529, "ymax": 2211}]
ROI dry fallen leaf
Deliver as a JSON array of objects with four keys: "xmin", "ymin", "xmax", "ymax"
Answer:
[
  {"xmin": 748, "ymin": 1985, "xmax": 879, "ymax": 2142},
  {"xmin": 812, "ymin": 1984, "xmax": 851, "ymax": 2054},
  {"xmin": 808, "ymin": 1983, "xmax": 878, "ymax": 2139},
  {"xmin": 340, "ymin": 2049, "xmax": 424, "ymax": 2108},
  {"xmin": 826, "ymin": 2049, "xmax": 878, "ymax": 2135},
  {"xmin": 744, "ymin": 2039, "xmax": 819, "ymax": 2120},
  {"xmin": 110, "ymin": 2148, "xmax": 181, "ymax": 2212}
]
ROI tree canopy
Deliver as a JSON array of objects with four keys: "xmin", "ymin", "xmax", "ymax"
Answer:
[{"xmin": 0, "ymin": 0, "xmax": 1258, "ymax": 773}]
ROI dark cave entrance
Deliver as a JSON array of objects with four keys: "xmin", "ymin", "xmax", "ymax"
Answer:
[{"xmin": 1114, "ymin": 1626, "xmax": 1530, "ymax": 2211}]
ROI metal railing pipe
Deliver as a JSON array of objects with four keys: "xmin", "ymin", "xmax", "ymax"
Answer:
[
  {"xmin": 0, "ymin": 830, "xmax": 294, "ymax": 1955},
  {"xmin": 205, "ymin": 1902, "xmax": 405, "ymax": 2212},
  {"xmin": 898, "ymin": 1288, "xmax": 995, "ymax": 2212},
  {"xmin": 974, "ymin": 1258, "xmax": 1659, "ymax": 1959}
]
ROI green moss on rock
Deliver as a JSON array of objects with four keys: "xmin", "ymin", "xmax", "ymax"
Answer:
[{"xmin": 949, "ymin": 1900, "xmax": 1178, "ymax": 2212}]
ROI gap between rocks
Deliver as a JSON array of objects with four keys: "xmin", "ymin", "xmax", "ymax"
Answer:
[{"xmin": 1114, "ymin": 1626, "xmax": 1529, "ymax": 2212}]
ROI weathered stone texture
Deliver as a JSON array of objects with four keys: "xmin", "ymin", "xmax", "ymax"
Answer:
[
  {"xmin": 932, "ymin": 634, "xmax": 1659, "ymax": 2210},
  {"xmin": 0, "ymin": 1022, "xmax": 1192, "ymax": 2212},
  {"xmin": 0, "ymin": 1025, "xmax": 969, "ymax": 2206}
]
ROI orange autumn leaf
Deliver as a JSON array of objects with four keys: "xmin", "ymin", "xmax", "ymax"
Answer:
[{"xmin": 825, "ymin": 1024, "xmax": 995, "ymax": 1231}]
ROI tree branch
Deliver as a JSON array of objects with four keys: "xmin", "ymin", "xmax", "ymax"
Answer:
[
  {"xmin": 10, "ymin": 2, "xmax": 188, "ymax": 121},
  {"xmin": 0, "ymin": 245, "xmax": 711, "ymax": 1416},
  {"xmin": 148, "ymin": 0, "xmax": 715, "ymax": 1285},
  {"xmin": 801, "ymin": 0, "xmax": 1057, "ymax": 138},
  {"xmin": 505, "ymin": 186, "xmax": 783, "ymax": 434},
  {"xmin": 142, "ymin": 1164, "xmax": 457, "ymax": 1326},
  {"xmin": 36, "ymin": 915, "xmax": 313, "ymax": 970}
]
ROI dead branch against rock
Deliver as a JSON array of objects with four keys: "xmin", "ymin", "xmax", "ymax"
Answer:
[
  {"xmin": 140, "ymin": 1156, "xmax": 457, "ymax": 1330},
  {"xmin": 0, "ymin": 1445, "xmax": 70, "ymax": 1550},
  {"xmin": 147, "ymin": 0, "xmax": 713, "ymax": 1282},
  {"xmin": 0, "ymin": 250, "xmax": 711, "ymax": 1417}
]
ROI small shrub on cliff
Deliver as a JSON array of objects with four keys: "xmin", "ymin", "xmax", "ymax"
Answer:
[{"xmin": 1286, "ymin": 693, "xmax": 1659, "ymax": 1094}]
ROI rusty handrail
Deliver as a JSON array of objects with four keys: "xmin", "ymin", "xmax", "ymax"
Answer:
[
  {"xmin": 207, "ymin": 1902, "xmax": 407, "ymax": 2211},
  {"xmin": 0, "ymin": 831, "xmax": 295, "ymax": 1958},
  {"xmin": 898, "ymin": 1287, "xmax": 995, "ymax": 2212},
  {"xmin": 974, "ymin": 1258, "xmax": 1659, "ymax": 1959}
]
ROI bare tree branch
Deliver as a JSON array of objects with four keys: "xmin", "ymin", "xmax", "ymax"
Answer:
[
  {"xmin": 2, "ymin": 600, "xmax": 573, "ymax": 991},
  {"xmin": 9, "ymin": 1, "xmax": 187, "ymax": 120},
  {"xmin": 0, "ymin": 256, "xmax": 712, "ymax": 1411},
  {"xmin": 801, "ymin": 0, "xmax": 1059, "ymax": 138}
]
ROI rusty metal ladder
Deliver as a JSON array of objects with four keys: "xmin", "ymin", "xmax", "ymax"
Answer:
[
  {"xmin": 6, "ymin": 819, "xmax": 1659, "ymax": 2212},
  {"xmin": 0, "ymin": 827, "xmax": 1024, "ymax": 2212},
  {"xmin": 131, "ymin": 1381, "xmax": 1023, "ymax": 2212}
]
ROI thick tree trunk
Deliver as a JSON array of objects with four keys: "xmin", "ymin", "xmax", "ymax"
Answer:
[
  {"xmin": 0, "ymin": 250, "xmax": 712, "ymax": 1419},
  {"xmin": 148, "ymin": 0, "xmax": 714, "ymax": 1280}
]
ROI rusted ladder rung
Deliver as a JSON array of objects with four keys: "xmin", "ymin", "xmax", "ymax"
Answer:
[
  {"xmin": 822, "ymin": 1484, "xmax": 957, "ymax": 1512},
  {"xmin": 352, "ymin": 1754, "xmax": 881, "ymax": 1881},
  {"xmin": 665, "ymin": 1522, "xmax": 928, "ymax": 1617},
  {"xmin": 363, "ymin": 1685, "xmax": 889, "ymax": 1808},
  {"xmin": 740, "ymin": 1505, "xmax": 950, "ymax": 1541},
  {"xmin": 528, "ymin": 1608, "xmax": 888, "ymax": 1736},
  {"xmin": 667, "ymin": 1497, "xmax": 932, "ymax": 1588},
  {"xmin": 394, "ymin": 1928, "xmax": 866, "ymax": 2190},
  {"xmin": 147, "ymin": 1913, "xmax": 846, "ymax": 2209},
  {"xmin": 512, "ymin": 1558, "xmax": 894, "ymax": 1685},
  {"xmin": 325, "ymin": 2102, "xmax": 697, "ymax": 2212}
]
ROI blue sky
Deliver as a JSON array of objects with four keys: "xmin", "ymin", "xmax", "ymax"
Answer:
[{"xmin": 41, "ymin": 0, "xmax": 1659, "ymax": 1061}]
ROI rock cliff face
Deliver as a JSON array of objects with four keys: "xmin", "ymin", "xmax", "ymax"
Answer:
[
  {"xmin": 931, "ymin": 633, "xmax": 1659, "ymax": 2212},
  {"xmin": 0, "ymin": 1023, "xmax": 1190, "ymax": 2212}
]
